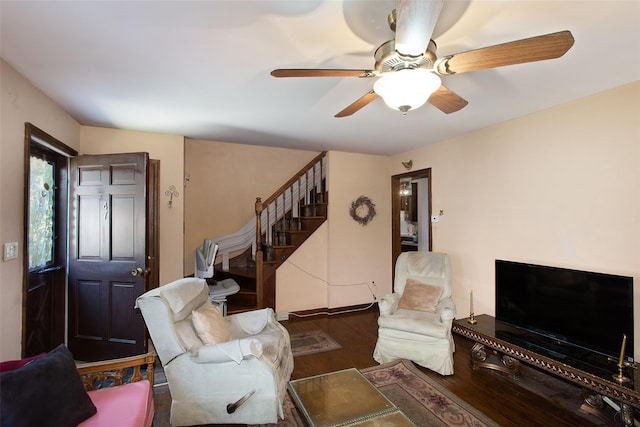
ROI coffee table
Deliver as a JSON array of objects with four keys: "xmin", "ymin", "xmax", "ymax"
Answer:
[{"xmin": 288, "ymin": 368, "xmax": 415, "ymax": 427}]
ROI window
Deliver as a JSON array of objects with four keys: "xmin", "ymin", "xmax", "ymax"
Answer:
[{"xmin": 28, "ymin": 153, "xmax": 55, "ymax": 270}]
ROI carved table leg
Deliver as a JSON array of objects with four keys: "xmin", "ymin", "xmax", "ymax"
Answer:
[
  {"xmin": 580, "ymin": 391, "xmax": 611, "ymax": 425},
  {"xmin": 620, "ymin": 403, "xmax": 634, "ymax": 427},
  {"xmin": 581, "ymin": 389, "xmax": 635, "ymax": 427},
  {"xmin": 470, "ymin": 342, "xmax": 521, "ymax": 379}
]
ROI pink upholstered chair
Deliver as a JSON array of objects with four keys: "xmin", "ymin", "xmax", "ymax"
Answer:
[
  {"xmin": 0, "ymin": 346, "xmax": 155, "ymax": 427},
  {"xmin": 77, "ymin": 353, "xmax": 156, "ymax": 427}
]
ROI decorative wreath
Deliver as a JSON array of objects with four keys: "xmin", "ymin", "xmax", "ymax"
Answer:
[{"xmin": 349, "ymin": 196, "xmax": 376, "ymax": 226}]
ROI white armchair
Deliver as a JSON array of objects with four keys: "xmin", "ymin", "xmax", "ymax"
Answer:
[
  {"xmin": 135, "ymin": 278, "xmax": 293, "ymax": 426},
  {"xmin": 373, "ymin": 252, "xmax": 456, "ymax": 375}
]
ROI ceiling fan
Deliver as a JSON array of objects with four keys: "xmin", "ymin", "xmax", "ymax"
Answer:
[{"xmin": 271, "ymin": 0, "xmax": 574, "ymax": 118}]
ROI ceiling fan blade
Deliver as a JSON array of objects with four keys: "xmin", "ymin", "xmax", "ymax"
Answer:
[
  {"xmin": 428, "ymin": 85, "xmax": 468, "ymax": 114},
  {"xmin": 437, "ymin": 31, "xmax": 575, "ymax": 75},
  {"xmin": 271, "ymin": 69, "xmax": 375, "ymax": 78},
  {"xmin": 335, "ymin": 90, "xmax": 379, "ymax": 118},
  {"xmin": 395, "ymin": 0, "xmax": 443, "ymax": 57}
]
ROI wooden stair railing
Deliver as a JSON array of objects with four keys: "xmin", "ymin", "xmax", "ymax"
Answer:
[{"xmin": 215, "ymin": 152, "xmax": 327, "ymax": 312}]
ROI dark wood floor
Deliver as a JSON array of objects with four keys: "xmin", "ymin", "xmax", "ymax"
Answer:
[
  {"xmin": 283, "ymin": 308, "xmax": 614, "ymax": 427},
  {"xmin": 154, "ymin": 307, "xmax": 623, "ymax": 426}
]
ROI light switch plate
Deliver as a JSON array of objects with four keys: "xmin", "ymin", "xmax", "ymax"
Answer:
[{"xmin": 4, "ymin": 242, "xmax": 18, "ymax": 261}]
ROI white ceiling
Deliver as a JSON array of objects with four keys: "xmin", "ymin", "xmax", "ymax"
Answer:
[{"xmin": 1, "ymin": 1, "xmax": 638, "ymax": 155}]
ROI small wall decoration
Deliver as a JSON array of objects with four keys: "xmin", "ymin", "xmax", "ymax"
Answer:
[
  {"xmin": 349, "ymin": 195, "xmax": 376, "ymax": 226},
  {"xmin": 165, "ymin": 185, "xmax": 180, "ymax": 207}
]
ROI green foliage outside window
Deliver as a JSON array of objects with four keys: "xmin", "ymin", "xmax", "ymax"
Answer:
[{"xmin": 29, "ymin": 156, "xmax": 54, "ymax": 269}]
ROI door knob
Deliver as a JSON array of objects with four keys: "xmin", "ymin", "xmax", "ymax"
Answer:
[{"xmin": 131, "ymin": 267, "xmax": 144, "ymax": 277}]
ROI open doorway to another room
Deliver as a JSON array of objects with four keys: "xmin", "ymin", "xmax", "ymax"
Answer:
[{"xmin": 391, "ymin": 168, "xmax": 432, "ymax": 277}]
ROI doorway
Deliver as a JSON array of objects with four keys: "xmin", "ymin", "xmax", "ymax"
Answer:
[
  {"xmin": 23, "ymin": 125, "xmax": 160, "ymax": 360},
  {"xmin": 391, "ymin": 168, "xmax": 432, "ymax": 277},
  {"xmin": 23, "ymin": 123, "xmax": 77, "ymax": 357}
]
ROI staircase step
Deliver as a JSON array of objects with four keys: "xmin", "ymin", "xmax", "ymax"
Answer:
[
  {"xmin": 228, "ymin": 290, "xmax": 257, "ymax": 312},
  {"xmin": 215, "ymin": 266, "xmax": 256, "ymax": 280}
]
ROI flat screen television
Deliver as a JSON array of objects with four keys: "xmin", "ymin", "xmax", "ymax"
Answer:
[{"xmin": 495, "ymin": 260, "xmax": 634, "ymax": 371}]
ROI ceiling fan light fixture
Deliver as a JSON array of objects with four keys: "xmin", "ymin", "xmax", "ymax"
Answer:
[{"xmin": 373, "ymin": 69, "xmax": 441, "ymax": 114}]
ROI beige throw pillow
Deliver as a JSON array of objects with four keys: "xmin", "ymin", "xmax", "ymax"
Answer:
[
  {"xmin": 398, "ymin": 279, "xmax": 443, "ymax": 313},
  {"xmin": 192, "ymin": 305, "xmax": 231, "ymax": 345}
]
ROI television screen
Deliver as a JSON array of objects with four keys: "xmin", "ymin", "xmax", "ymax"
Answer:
[{"xmin": 495, "ymin": 260, "xmax": 634, "ymax": 364}]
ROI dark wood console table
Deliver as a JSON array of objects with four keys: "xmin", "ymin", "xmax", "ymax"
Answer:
[{"xmin": 453, "ymin": 315, "xmax": 639, "ymax": 426}]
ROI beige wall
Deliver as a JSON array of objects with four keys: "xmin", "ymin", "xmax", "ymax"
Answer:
[
  {"xmin": 327, "ymin": 151, "xmax": 393, "ymax": 307},
  {"xmin": 183, "ymin": 139, "xmax": 319, "ymax": 275},
  {"xmin": 276, "ymin": 223, "xmax": 329, "ymax": 312},
  {"xmin": 391, "ymin": 81, "xmax": 640, "ymax": 359},
  {"xmin": 0, "ymin": 60, "xmax": 81, "ymax": 360},
  {"xmin": 80, "ymin": 127, "xmax": 185, "ymax": 284},
  {"xmin": 276, "ymin": 151, "xmax": 393, "ymax": 312}
]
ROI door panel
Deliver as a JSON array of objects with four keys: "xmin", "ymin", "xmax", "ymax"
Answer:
[
  {"xmin": 111, "ymin": 195, "xmax": 136, "ymax": 258},
  {"xmin": 69, "ymin": 153, "xmax": 148, "ymax": 361},
  {"xmin": 76, "ymin": 280, "xmax": 101, "ymax": 338},
  {"xmin": 110, "ymin": 281, "xmax": 138, "ymax": 343},
  {"xmin": 25, "ymin": 268, "xmax": 65, "ymax": 356},
  {"xmin": 78, "ymin": 195, "xmax": 102, "ymax": 258}
]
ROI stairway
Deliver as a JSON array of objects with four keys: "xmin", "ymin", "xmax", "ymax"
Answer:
[{"xmin": 213, "ymin": 152, "xmax": 327, "ymax": 313}]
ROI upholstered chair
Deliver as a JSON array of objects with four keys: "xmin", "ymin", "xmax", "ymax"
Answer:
[
  {"xmin": 136, "ymin": 277, "xmax": 293, "ymax": 426},
  {"xmin": 373, "ymin": 252, "xmax": 456, "ymax": 375}
]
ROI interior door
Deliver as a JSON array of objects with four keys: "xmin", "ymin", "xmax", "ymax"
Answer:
[{"xmin": 68, "ymin": 152, "xmax": 149, "ymax": 360}]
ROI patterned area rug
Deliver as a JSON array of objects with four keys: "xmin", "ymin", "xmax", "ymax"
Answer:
[
  {"xmin": 361, "ymin": 360, "xmax": 500, "ymax": 427},
  {"xmin": 153, "ymin": 359, "xmax": 499, "ymax": 427},
  {"xmin": 289, "ymin": 329, "xmax": 342, "ymax": 357},
  {"xmin": 268, "ymin": 359, "xmax": 499, "ymax": 427}
]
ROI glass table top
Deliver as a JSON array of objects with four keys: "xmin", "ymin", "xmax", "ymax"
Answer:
[{"xmin": 288, "ymin": 368, "xmax": 415, "ymax": 427}]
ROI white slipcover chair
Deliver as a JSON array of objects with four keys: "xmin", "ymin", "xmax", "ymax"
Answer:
[
  {"xmin": 373, "ymin": 252, "xmax": 456, "ymax": 375},
  {"xmin": 136, "ymin": 278, "xmax": 293, "ymax": 426}
]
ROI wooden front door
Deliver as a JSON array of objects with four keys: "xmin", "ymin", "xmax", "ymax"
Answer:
[
  {"xmin": 23, "ymin": 124, "xmax": 77, "ymax": 357},
  {"xmin": 68, "ymin": 153, "xmax": 150, "ymax": 360}
]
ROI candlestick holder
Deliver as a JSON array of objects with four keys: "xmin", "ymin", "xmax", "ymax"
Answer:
[
  {"xmin": 612, "ymin": 365, "xmax": 630, "ymax": 383},
  {"xmin": 611, "ymin": 334, "xmax": 630, "ymax": 383},
  {"xmin": 467, "ymin": 312, "xmax": 478, "ymax": 325}
]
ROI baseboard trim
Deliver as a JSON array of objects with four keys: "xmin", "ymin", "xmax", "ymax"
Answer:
[{"xmin": 286, "ymin": 303, "xmax": 376, "ymax": 320}]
